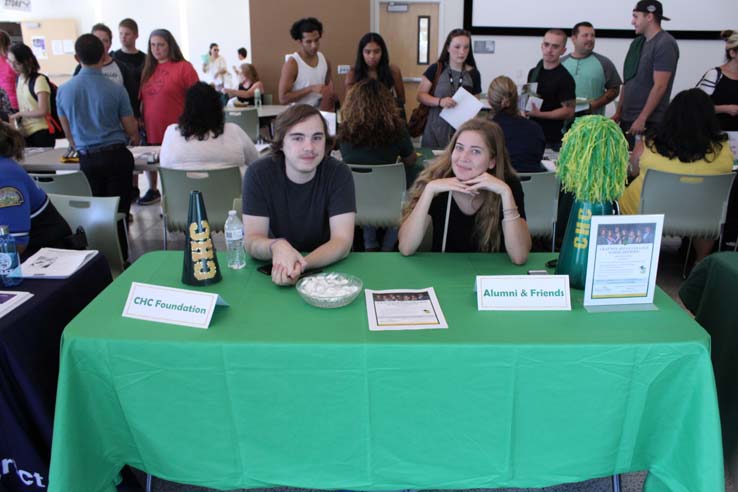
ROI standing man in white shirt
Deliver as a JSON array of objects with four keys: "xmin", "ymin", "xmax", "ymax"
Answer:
[{"xmin": 278, "ymin": 17, "xmax": 335, "ymax": 111}]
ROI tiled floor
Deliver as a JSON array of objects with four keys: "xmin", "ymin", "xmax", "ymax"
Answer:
[{"xmin": 116, "ymin": 178, "xmax": 714, "ymax": 492}]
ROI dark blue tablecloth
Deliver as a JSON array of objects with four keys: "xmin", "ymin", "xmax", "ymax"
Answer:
[{"xmin": 0, "ymin": 253, "xmax": 111, "ymax": 491}]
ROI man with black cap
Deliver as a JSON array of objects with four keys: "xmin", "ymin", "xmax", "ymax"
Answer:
[{"xmin": 613, "ymin": 0, "xmax": 679, "ymax": 147}]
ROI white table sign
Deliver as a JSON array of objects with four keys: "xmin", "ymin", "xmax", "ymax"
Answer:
[
  {"xmin": 476, "ymin": 275, "xmax": 571, "ymax": 311},
  {"xmin": 122, "ymin": 282, "xmax": 228, "ymax": 329},
  {"xmin": 583, "ymin": 214, "xmax": 664, "ymax": 310}
]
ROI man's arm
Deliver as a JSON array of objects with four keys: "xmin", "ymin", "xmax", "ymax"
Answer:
[
  {"xmin": 302, "ymin": 212, "xmax": 355, "ymax": 270},
  {"xmin": 528, "ymin": 101, "xmax": 575, "ymax": 120},
  {"xmin": 278, "ymin": 58, "xmax": 321, "ymax": 104},
  {"xmin": 58, "ymin": 116, "xmax": 75, "ymax": 149},
  {"xmin": 629, "ymin": 70, "xmax": 672, "ymax": 134},
  {"xmin": 243, "ymin": 214, "xmax": 307, "ymax": 286},
  {"xmin": 121, "ymin": 115, "xmax": 140, "ymax": 146},
  {"xmin": 612, "ymin": 85, "xmax": 625, "ymax": 122},
  {"xmin": 590, "ymin": 87, "xmax": 620, "ymax": 112}
]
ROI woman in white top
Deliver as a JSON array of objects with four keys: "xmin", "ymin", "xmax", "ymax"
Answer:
[
  {"xmin": 202, "ymin": 43, "xmax": 228, "ymax": 90},
  {"xmin": 160, "ymin": 82, "xmax": 259, "ymax": 176}
]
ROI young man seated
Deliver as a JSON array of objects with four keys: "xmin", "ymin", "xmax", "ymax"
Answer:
[{"xmin": 242, "ymin": 104, "xmax": 355, "ymax": 286}]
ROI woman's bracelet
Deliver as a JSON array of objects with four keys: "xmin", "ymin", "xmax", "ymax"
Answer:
[
  {"xmin": 503, "ymin": 206, "xmax": 518, "ymax": 214},
  {"xmin": 502, "ymin": 214, "xmax": 521, "ymax": 223}
]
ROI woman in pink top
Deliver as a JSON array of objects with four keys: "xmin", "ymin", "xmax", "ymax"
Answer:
[
  {"xmin": 0, "ymin": 31, "xmax": 18, "ymax": 110},
  {"xmin": 138, "ymin": 28, "xmax": 199, "ymax": 205}
]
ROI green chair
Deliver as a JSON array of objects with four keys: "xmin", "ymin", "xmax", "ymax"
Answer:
[
  {"xmin": 262, "ymin": 93, "xmax": 273, "ymax": 105},
  {"xmin": 232, "ymin": 198, "xmax": 242, "ymax": 213},
  {"xmin": 158, "ymin": 167, "xmax": 242, "ymax": 249},
  {"xmin": 225, "ymin": 108, "xmax": 259, "ymax": 142},
  {"xmin": 47, "ymin": 193, "xmax": 125, "ymax": 277},
  {"xmin": 30, "ymin": 171, "xmax": 92, "ymax": 196},
  {"xmin": 519, "ymin": 172, "xmax": 559, "ymax": 252},
  {"xmin": 639, "ymin": 169, "xmax": 735, "ymax": 276},
  {"xmin": 347, "ymin": 163, "xmax": 405, "ymax": 227}
]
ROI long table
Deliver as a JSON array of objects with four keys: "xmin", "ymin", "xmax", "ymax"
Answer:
[
  {"xmin": 48, "ymin": 252, "xmax": 723, "ymax": 492},
  {"xmin": 20, "ymin": 146, "xmax": 161, "ymax": 173},
  {"xmin": 0, "ymin": 253, "xmax": 111, "ymax": 492}
]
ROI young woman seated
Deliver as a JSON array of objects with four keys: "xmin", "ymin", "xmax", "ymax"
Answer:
[
  {"xmin": 224, "ymin": 63, "xmax": 264, "ymax": 105},
  {"xmin": 398, "ymin": 119, "xmax": 531, "ymax": 264},
  {"xmin": 620, "ymin": 88, "xmax": 734, "ymax": 262}
]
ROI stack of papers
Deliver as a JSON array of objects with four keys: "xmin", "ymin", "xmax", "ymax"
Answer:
[
  {"xmin": 0, "ymin": 291, "xmax": 33, "ymax": 319},
  {"xmin": 21, "ymin": 248, "xmax": 98, "ymax": 279}
]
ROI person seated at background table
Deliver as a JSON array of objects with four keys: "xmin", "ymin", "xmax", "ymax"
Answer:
[
  {"xmin": 223, "ymin": 63, "xmax": 264, "ymax": 105},
  {"xmin": 398, "ymin": 118, "xmax": 530, "ymax": 264},
  {"xmin": 338, "ymin": 78, "xmax": 415, "ymax": 251},
  {"xmin": 487, "ymin": 75, "xmax": 546, "ymax": 173},
  {"xmin": 242, "ymin": 104, "xmax": 355, "ymax": 286},
  {"xmin": 160, "ymin": 82, "xmax": 258, "ymax": 176},
  {"xmin": 0, "ymin": 123, "xmax": 72, "ymax": 256},
  {"xmin": 696, "ymin": 29, "xmax": 738, "ymax": 132},
  {"xmin": 345, "ymin": 32, "xmax": 405, "ymax": 118},
  {"xmin": 619, "ymin": 88, "xmax": 734, "ymax": 262}
]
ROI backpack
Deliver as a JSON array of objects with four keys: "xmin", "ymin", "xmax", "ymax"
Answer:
[{"xmin": 29, "ymin": 73, "xmax": 64, "ymax": 139}]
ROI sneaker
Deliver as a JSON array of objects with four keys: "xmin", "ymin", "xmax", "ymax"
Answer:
[
  {"xmin": 137, "ymin": 189, "xmax": 161, "ymax": 206},
  {"xmin": 131, "ymin": 186, "xmax": 140, "ymax": 202}
]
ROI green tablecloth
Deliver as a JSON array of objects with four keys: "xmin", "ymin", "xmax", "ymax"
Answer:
[
  {"xmin": 680, "ymin": 251, "xmax": 738, "ymax": 467},
  {"xmin": 49, "ymin": 252, "xmax": 722, "ymax": 492}
]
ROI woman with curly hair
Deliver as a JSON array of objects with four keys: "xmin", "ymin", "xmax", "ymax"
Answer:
[
  {"xmin": 620, "ymin": 88, "xmax": 734, "ymax": 261},
  {"xmin": 398, "ymin": 118, "xmax": 530, "ymax": 263},
  {"xmin": 160, "ymin": 82, "xmax": 258, "ymax": 175},
  {"xmin": 338, "ymin": 78, "xmax": 415, "ymax": 250}
]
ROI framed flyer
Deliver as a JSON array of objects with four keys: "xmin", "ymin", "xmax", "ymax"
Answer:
[{"xmin": 583, "ymin": 214, "xmax": 664, "ymax": 310}]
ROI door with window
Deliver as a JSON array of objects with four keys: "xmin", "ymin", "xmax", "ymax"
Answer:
[{"xmin": 378, "ymin": 2, "xmax": 439, "ymax": 117}]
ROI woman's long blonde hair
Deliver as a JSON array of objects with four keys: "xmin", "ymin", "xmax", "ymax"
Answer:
[{"xmin": 401, "ymin": 118, "xmax": 516, "ymax": 252}]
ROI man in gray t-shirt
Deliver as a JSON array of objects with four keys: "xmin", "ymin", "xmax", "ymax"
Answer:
[
  {"xmin": 242, "ymin": 104, "xmax": 356, "ymax": 286},
  {"xmin": 614, "ymin": 0, "xmax": 679, "ymax": 143}
]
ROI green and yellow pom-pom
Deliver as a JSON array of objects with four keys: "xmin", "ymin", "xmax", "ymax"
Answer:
[{"xmin": 557, "ymin": 115, "xmax": 629, "ymax": 203}]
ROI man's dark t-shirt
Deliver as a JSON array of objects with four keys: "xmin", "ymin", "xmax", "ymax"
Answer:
[
  {"xmin": 242, "ymin": 155, "xmax": 356, "ymax": 252},
  {"xmin": 113, "ymin": 50, "xmax": 146, "ymax": 118},
  {"xmin": 528, "ymin": 63, "xmax": 576, "ymax": 147}
]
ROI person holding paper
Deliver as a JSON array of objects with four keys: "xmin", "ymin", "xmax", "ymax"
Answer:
[
  {"xmin": 526, "ymin": 29, "xmax": 576, "ymax": 150},
  {"xmin": 242, "ymin": 104, "xmax": 356, "ymax": 286},
  {"xmin": 0, "ymin": 123, "xmax": 72, "ymax": 256},
  {"xmin": 620, "ymin": 89, "xmax": 733, "ymax": 261},
  {"xmin": 416, "ymin": 28, "xmax": 481, "ymax": 150},
  {"xmin": 398, "ymin": 119, "xmax": 530, "ymax": 264}
]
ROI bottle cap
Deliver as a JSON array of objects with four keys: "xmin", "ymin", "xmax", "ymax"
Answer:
[
  {"xmin": 228, "ymin": 210, "xmax": 237, "ymax": 216},
  {"xmin": 0, "ymin": 225, "xmax": 9, "ymax": 235}
]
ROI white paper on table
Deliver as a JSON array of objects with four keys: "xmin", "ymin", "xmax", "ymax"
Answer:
[
  {"xmin": 365, "ymin": 288, "xmax": 448, "ymax": 331},
  {"xmin": 439, "ymin": 87, "xmax": 484, "ymax": 130},
  {"xmin": 21, "ymin": 248, "xmax": 98, "ymax": 279},
  {"xmin": 525, "ymin": 96, "xmax": 544, "ymax": 112},
  {"xmin": 0, "ymin": 291, "xmax": 33, "ymax": 319}
]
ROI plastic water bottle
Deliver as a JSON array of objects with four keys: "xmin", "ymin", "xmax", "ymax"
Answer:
[
  {"xmin": 224, "ymin": 210, "xmax": 246, "ymax": 270},
  {"xmin": 0, "ymin": 225, "xmax": 22, "ymax": 287},
  {"xmin": 254, "ymin": 88, "xmax": 262, "ymax": 108}
]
